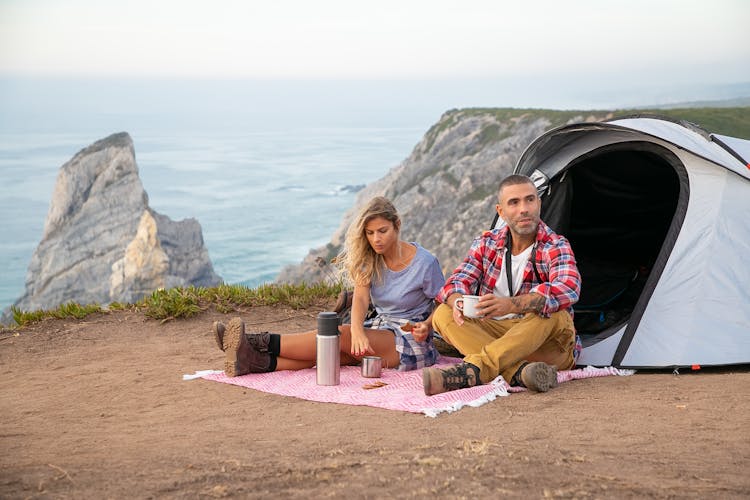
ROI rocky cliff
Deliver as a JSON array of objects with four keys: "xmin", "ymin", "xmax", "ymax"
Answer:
[
  {"xmin": 276, "ymin": 108, "xmax": 610, "ymax": 283},
  {"xmin": 5, "ymin": 132, "xmax": 221, "ymax": 319}
]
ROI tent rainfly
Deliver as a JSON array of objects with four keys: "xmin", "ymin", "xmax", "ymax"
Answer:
[{"xmin": 501, "ymin": 115, "xmax": 750, "ymax": 369}]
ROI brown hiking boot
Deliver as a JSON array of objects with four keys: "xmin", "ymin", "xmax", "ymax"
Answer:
[
  {"xmin": 213, "ymin": 320, "xmax": 271, "ymax": 354},
  {"xmin": 519, "ymin": 362, "xmax": 559, "ymax": 392},
  {"xmin": 422, "ymin": 363, "xmax": 481, "ymax": 396},
  {"xmin": 213, "ymin": 321, "xmax": 226, "ymax": 351},
  {"xmin": 223, "ymin": 317, "xmax": 273, "ymax": 377},
  {"xmin": 246, "ymin": 332, "xmax": 271, "ymax": 353}
]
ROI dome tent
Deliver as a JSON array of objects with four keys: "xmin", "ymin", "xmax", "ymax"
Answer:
[{"xmin": 499, "ymin": 115, "xmax": 750, "ymax": 369}]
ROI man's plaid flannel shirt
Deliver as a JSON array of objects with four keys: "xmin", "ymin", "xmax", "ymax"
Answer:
[{"xmin": 437, "ymin": 220, "xmax": 581, "ymax": 317}]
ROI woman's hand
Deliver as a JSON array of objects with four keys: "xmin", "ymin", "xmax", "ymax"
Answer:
[
  {"xmin": 411, "ymin": 321, "xmax": 430, "ymax": 342},
  {"xmin": 349, "ymin": 284, "xmax": 374, "ymax": 357},
  {"xmin": 350, "ymin": 328, "xmax": 374, "ymax": 357}
]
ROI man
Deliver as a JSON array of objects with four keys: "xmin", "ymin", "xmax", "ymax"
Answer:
[{"xmin": 423, "ymin": 174, "xmax": 581, "ymax": 395}]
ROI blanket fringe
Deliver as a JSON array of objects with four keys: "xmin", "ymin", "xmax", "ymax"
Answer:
[
  {"xmin": 422, "ymin": 376, "xmax": 510, "ymax": 418},
  {"xmin": 183, "ymin": 369, "xmax": 223, "ymax": 381},
  {"xmin": 581, "ymin": 365, "xmax": 636, "ymax": 376}
]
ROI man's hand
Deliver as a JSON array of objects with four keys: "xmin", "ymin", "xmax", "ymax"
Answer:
[
  {"xmin": 475, "ymin": 294, "xmax": 512, "ymax": 318},
  {"xmin": 475, "ymin": 292, "xmax": 545, "ymax": 318},
  {"xmin": 447, "ymin": 293, "xmax": 466, "ymax": 326}
]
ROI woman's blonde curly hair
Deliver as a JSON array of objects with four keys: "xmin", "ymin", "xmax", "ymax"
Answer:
[{"xmin": 337, "ymin": 196, "xmax": 401, "ymax": 287}]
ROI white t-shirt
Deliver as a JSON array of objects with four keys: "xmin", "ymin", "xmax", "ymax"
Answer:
[{"xmin": 493, "ymin": 244, "xmax": 534, "ymax": 320}]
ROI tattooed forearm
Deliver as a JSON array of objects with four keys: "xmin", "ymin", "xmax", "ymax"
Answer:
[
  {"xmin": 510, "ymin": 293, "xmax": 545, "ymax": 313},
  {"xmin": 526, "ymin": 294, "xmax": 546, "ymax": 312}
]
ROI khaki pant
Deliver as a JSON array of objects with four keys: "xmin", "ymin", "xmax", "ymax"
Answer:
[{"xmin": 432, "ymin": 303, "xmax": 576, "ymax": 384}]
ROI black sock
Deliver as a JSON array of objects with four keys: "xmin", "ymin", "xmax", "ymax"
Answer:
[
  {"xmin": 268, "ymin": 334, "xmax": 281, "ymax": 356},
  {"xmin": 268, "ymin": 354, "xmax": 277, "ymax": 372},
  {"xmin": 511, "ymin": 362, "xmax": 529, "ymax": 387},
  {"xmin": 466, "ymin": 362, "xmax": 481, "ymax": 382}
]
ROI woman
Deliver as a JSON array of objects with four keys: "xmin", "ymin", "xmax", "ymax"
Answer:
[{"xmin": 213, "ymin": 196, "xmax": 445, "ymax": 376}]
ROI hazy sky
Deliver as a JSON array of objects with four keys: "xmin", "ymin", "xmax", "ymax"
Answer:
[
  {"xmin": 0, "ymin": 0, "xmax": 748, "ymax": 127},
  {"xmin": 1, "ymin": 0, "xmax": 748, "ymax": 81}
]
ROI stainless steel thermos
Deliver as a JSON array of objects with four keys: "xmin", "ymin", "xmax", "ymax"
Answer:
[{"xmin": 316, "ymin": 311, "xmax": 340, "ymax": 385}]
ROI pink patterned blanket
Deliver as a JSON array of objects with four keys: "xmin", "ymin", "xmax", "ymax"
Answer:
[{"xmin": 186, "ymin": 357, "xmax": 633, "ymax": 417}]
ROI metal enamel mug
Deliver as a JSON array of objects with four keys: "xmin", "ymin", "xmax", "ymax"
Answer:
[{"xmin": 361, "ymin": 356, "xmax": 382, "ymax": 378}]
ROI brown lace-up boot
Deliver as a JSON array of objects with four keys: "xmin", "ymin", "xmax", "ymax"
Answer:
[
  {"xmin": 213, "ymin": 321, "xmax": 271, "ymax": 353},
  {"xmin": 212, "ymin": 321, "xmax": 226, "ymax": 351},
  {"xmin": 422, "ymin": 363, "xmax": 481, "ymax": 396},
  {"xmin": 519, "ymin": 362, "xmax": 558, "ymax": 392},
  {"xmin": 223, "ymin": 317, "xmax": 274, "ymax": 377}
]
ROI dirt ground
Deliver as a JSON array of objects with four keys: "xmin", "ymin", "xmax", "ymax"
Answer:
[{"xmin": 1, "ymin": 304, "xmax": 749, "ymax": 499}]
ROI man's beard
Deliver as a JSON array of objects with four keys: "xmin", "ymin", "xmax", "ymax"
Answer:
[{"xmin": 507, "ymin": 215, "xmax": 539, "ymax": 236}]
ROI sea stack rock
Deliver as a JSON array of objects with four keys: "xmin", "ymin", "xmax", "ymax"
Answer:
[{"xmin": 8, "ymin": 132, "xmax": 221, "ymax": 316}]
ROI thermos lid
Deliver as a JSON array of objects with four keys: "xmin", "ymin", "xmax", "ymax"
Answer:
[{"xmin": 317, "ymin": 311, "xmax": 340, "ymax": 336}]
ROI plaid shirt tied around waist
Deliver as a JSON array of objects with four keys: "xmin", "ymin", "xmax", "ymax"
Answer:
[{"xmin": 365, "ymin": 310, "xmax": 438, "ymax": 371}]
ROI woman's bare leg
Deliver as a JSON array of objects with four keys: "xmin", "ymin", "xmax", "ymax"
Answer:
[
  {"xmin": 275, "ymin": 325, "xmax": 400, "ymax": 371},
  {"xmin": 277, "ymin": 330, "xmax": 317, "ymax": 361},
  {"xmin": 266, "ymin": 330, "xmax": 315, "ymax": 371},
  {"xmin": 275, "ymin": 357, "xmax": 316, "ymax": 370},
  {"xmin": 339, "ymin": 325, "xmax": 400, "ymax": 370}
]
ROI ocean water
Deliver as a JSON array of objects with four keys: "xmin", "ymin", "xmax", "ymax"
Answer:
[{"xmin": 0, "ymin": 125, "xmax": 425, "ymax": 313}]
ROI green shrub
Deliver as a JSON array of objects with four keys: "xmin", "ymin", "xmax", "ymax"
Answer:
[
  {"xmin": 10, "ymin": 306, "xmax": 46, "ymax": 327},
  {"xmin": 107, "ymin": 302, "xmax": 129, "ymax": 311},
  {"xmin": 11, "ymin": 302, "xmax": 103, "ymax": 327},
  {"xmin": 139, "ymin": 287, "xmax": 203, "ymax": 322},
  {"xmin": 53, "ymin": 302, "xmax": 103, "ymax": 319},
  {"xmin": 7, "ymin": 281, "xmax": 343, "ymax": 327}
]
